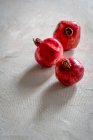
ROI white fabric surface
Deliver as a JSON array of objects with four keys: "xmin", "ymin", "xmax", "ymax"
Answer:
[{"xmin": 0, "ymin": 0, "xmax": 93, "ymax": 139}]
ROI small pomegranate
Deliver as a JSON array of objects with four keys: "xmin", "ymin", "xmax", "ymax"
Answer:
[
  {"xmin": 33, "ymin": 38, "xmax": 63, "ymax": 67},
  {"xmin": 53, "ymin": 21, "xmax": 80, "ymax": 51},
  {"xmin": 55, "ymin": 57, "xmax": 84, "ymax": 86}
]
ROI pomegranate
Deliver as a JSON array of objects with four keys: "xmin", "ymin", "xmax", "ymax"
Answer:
[
  {"xmin": 53, "ymin": 21, "xmax": 80, "ymax": 51},
  {"xmin": 55, "ymin": 57, "xmax": 84, "ymax": 86},
  {"xmin": 33, "ymin": 38, "xmax": 63, "ymax": 67}
]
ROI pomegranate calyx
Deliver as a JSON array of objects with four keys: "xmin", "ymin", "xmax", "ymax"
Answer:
[
  {"xmin": 64, "ymin": 27, "xmax": 73, "ymax": 36},
  {"xmin": 61, "ymin": 59, "xmax": 71, "ymax": 70},
  {"xmin": 33, "ymin": 38, "xmax": 42, "ymax": 46}
]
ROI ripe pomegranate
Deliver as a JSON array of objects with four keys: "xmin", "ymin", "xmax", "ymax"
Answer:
[
  {"xmin": 55, "ymin": 57, "xmax": 84, "ymax": 86},
  {"xmin": 53, "ymin": 21, "xmax": 80, "ymax": 51},
  {"xmin": 33, "ymin": 38, "xmax": 63, "ymax": 67}
]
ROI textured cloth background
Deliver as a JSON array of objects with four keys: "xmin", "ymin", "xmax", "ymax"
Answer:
[{"xmin": 0, "ymin": 0, "xmax": 93, "ymax": 139}]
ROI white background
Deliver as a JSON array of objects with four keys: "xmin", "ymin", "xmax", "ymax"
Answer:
[{"xmin": 0, "ymin": 0, "xmax": 93, "ymax": 139}]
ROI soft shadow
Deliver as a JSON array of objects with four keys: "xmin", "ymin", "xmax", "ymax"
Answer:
[
  {"xmin": 33, "ymin": 82, "xmax": 77, "ymax": 122},
  {"xmin": 18, "ymin": 64, "xmax": 54, "ymax": 91},
  {"xmin": 64, "ymin": 49, "xmax": 74, "ymax": 57}
]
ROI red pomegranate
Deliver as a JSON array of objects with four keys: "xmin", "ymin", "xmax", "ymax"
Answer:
[
  {"xmin": 33, "ymin": 38, "xmax": 63, "ymax": 67},
  {"xmin": 53, "ymin": 21, "xmax": 80, "ymax": 51},
  {"xmin": 55, "ymin": 57, "xmax": 84, "ymax": 86}
]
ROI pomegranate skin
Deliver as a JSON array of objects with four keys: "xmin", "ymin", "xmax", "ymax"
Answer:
[
  {"xmin": 53, "ymin": 21, "xmax": 80, "ymax": 51},
  {"xmin": 55, "ymin": 57, "xmax": 84, "ymax": 86},
  {"xmin": 34, "ymin": 38, "xmax": 63, "ymax": 67}
]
